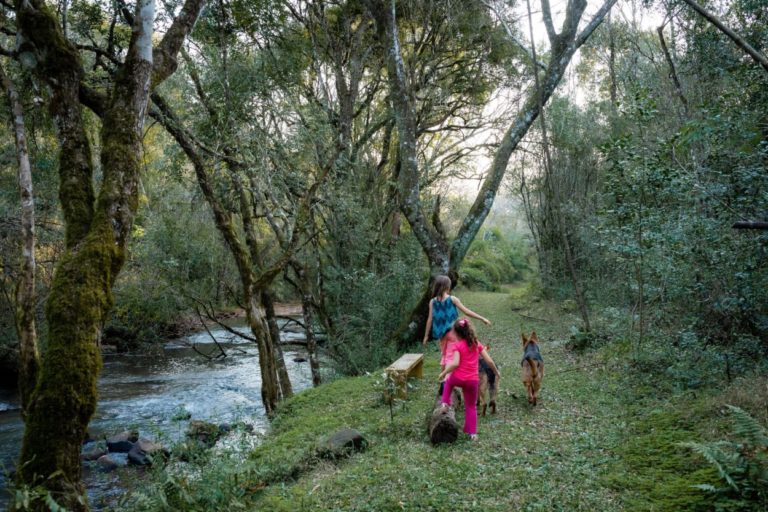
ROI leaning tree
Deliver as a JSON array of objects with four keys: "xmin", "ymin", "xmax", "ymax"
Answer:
[{"xmin": 362, "ymin": 0, "xmax": 618, "ymax": 345}]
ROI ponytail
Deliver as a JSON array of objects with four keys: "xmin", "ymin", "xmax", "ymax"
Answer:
[{"xmin": 453, "ymin": 318, "xmax": 478, "ymax": 349}]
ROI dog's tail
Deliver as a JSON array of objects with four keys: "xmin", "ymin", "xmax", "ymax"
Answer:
[{"xmin": 526, "ymin": 356, "xmax": 538, "ymax": 378}]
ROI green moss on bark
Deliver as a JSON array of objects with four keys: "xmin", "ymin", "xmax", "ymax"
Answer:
[
  {"xmin": 17, "ymin": 220, "xmax": 119, "ymax": 511},
  {"xmin": 16, "ymin": 2, "xmax": 83, "ymax": 80}
]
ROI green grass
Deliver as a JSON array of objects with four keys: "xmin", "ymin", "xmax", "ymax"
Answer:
[{"xmin": 126, "ymin": 287, "xmax": 767, "ymax": 511}]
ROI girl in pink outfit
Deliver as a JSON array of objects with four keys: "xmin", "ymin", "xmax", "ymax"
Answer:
[{"xmin": 437, "ymin": 318, "xmax": 500, "ymax": 440}]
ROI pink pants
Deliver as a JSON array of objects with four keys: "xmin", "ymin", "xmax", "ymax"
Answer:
[{"xmin": 441, "ymin": 375, "xmax": 479, "ymax": 435}]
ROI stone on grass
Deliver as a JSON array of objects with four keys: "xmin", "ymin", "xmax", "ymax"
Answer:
[{"xmin": 319, "ymin": 428, "xmax": 367, "ymax": 459}]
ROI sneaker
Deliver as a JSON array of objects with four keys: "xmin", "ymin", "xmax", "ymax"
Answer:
[{"xmin": 469, "ymin": 434, "xmax": 478, "ymax": 441}]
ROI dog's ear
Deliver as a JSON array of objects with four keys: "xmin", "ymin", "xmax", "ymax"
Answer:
[
  {"xmin": 521, "ymin": 333, "xmax": 528, "ymax": 346},
  {"xmin": 531, "ymin": 331, "xmax": 539, "ymax": 343}
]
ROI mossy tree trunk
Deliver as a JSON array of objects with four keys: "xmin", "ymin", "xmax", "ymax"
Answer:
[
  {"xmin": 12, "ymin": 0, "xmax": 204, "ymax": 509},
  {"xmin": 363, "ymin": 0, "xmax": 617, "ymax": 347}
]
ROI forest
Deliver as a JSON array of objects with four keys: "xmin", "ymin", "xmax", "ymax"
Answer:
[{"xmin": 0, "ymin": 0, "xmax": 766, "ymax": 510}]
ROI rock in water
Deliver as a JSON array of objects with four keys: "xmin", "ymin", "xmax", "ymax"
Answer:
[
  {"xmin": 95, "ymin": 455, "xmax": 118, "ymax": 472},
  {"xmin": 106, "ymin": 430, "xmax": 139, "ymax": 453},
  {"xmin": 186, "ymin": 420, "xmax": 223, "ymax": 447},
  {"xmin": 128, "ymin": 438, "xmax": 168, "ymax": 466},
  {"xmin": 81, "ymin": 445, "xmax": 107, "ymax": 461}
]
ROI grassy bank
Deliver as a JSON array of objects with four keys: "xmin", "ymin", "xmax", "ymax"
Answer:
[{"xmin": 127, "ymin": 287, "xmax": 767, "ymax": 511}]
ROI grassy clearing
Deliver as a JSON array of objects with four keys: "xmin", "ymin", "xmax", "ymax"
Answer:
[
  {"xmin": 127, "ymin": 287, "xmax": 766, "ymax": 511},
  {"xmin": 245, "ymin": 288, "xmax": 699, "ymax": 511}
]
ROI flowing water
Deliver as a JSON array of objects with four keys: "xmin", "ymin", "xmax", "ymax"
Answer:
[{"xmin": 0, "ymin": 321, "xmax": 314, "ymax": 508}]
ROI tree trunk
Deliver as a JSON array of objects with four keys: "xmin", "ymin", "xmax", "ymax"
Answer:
[
  {"xmin": 13, "ymin": 0, "xmax": 203, "ymax": 508},
  {"xmin": 657, "ymin": 25, "xmax": 688, "ymax": 113},
  {"xmin": 0, "ymin": 63, "xmax": 38, "ymax": 414},
  {"xmin": 527, "ymin": 0, "xmax": 591, "ymax": 332},
  {"xmin": 247, "ymin": 292, "xmax": 281, "ymax": 415},
  {"xmin": 608, "ymin": 11, "xmax": 617, "ymax": 110},
  {"xmin": 262, "ymin": 290, "xmax": 293, "ymax": 398},
  {"xmin": 428, "ymin": 397, "xmax": 458, "ymax": 444},
  {"xmin": 296, "ymin": 265, "xmax": 322, "ymax": 386},
  {"xmin": 560, "ymin": 226, "xmax": 592, "ymax": 331}
]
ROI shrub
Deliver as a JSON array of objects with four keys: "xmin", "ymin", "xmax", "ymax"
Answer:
[{"xmin": 459, "ymin": 227, "xmax": 530, "ymax": 290}]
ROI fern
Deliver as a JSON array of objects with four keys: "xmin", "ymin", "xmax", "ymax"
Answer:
[
  {"xmin": 726, "ymin": 405, "xmax": 768, "ymax": 448},
  {"xmin": 680, "ymin": 441, "xmax": 739, "ymax": 490},
  {"xmin": 681, "ymin": 405, "xmax": 768, "ymax": 509}
]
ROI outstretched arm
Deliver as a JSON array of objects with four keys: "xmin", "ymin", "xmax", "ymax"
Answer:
[
  {"xmin": 438, "ymin": 351, "xmax": 460, "ymax": 381},
  {"xmin": 453, "ymin": 297, "xmax": 491, "ymax": 325},
  {"xmin": 480, "ymin": 349, "xmax": 500, "ymax": 379},
  {"xmin": 423, "ymin": 300, "xmax": 433, "ymax": 346}
]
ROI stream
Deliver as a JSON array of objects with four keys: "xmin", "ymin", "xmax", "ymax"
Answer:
[{"xmin": 0, "ymin": 321, "xmax": 315, "ymax": 508}]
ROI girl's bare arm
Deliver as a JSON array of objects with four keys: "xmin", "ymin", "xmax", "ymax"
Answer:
[
  {"xmin": 453, "ymin": 297, "xmax": 491, "ymax": 325},
  {"xmin": 438, "ymin": 351, "xmax": 460, "ymax": 381},
  {"xmin": 423, "ymin": 300, "xmax": 433, "ymax": 345},
  {"xmin": 480, "ymin": 349, "xmax": 500, "ymax": 378}
]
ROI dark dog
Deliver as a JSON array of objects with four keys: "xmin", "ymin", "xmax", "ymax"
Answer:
[
  {"xmin": 521, "ymin": 332, "xmax": 544, "ymax": 406},
  {"xmin": 478, "ymin": 356, "xmax": 497, "ymax": 416}
]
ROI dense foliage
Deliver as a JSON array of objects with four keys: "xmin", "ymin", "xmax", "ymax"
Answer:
[
  {"xmin": 514, "ymin": 0, "xmax": 768, "ymax": 377},
  {"xmin": 0, "ymin": 0, "xmax": 766, "ymax": 508}
]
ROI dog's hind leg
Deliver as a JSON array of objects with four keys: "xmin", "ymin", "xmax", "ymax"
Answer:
[{"xmin": 478, "ymin": 371, "xmax": 488, "ymax": 416}]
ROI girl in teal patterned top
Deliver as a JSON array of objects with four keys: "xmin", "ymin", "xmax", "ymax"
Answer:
[{"xmin": 422, "ymin": 275, "xmax": 491, "ymax": 370}]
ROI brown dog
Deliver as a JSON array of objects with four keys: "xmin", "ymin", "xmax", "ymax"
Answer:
[
  {"xmin": 521, "ymin": 332, "xmax": 544, "ymax": 406},
  {"xmin": 478, "ymin": 352, "xmax": 497, "ymax": 416}
]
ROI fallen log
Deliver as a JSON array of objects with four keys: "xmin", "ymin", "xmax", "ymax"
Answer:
[
  {"xmin": 732, "ymin": 221, "xmax": 768, "ymax": 230},
  {"xmin": 428, "ymin": 395, "xmax": 458, "ymax": 445}
]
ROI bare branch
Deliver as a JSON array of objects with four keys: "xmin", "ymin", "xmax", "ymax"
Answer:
[
  {"xmin": 657, "ymin": 25, "xmax": 688, "ymax": 113},
  {"xmin": 194, "ymin": 306, "xmax": 228, "ymax": 359}
]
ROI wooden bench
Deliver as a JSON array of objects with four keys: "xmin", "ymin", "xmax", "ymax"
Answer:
[{"xmin": 385, "ymin": 353, "xmax": 424, "ymax": 399}]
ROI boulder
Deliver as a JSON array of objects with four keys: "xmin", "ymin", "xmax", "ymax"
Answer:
[
  {"xmin": 95, "ymin": 455, "xmax": 118, "ymax": 472},
  {"xmin": 106, "ymin": 430, "xmax": 139, "ymax": 453},
  {"xmin": 81, "ymin": 445, "xmax": 107, "ymax": 462},
  {"xmin": 319, "ymin": 428, "xmax": 367, "ymax": 459},
  {"xmin": 128, "ymin": 438, "xmax": 168, "ymax": 466},
  {"xmin": 83, "ymin": 429, "xmax": 101, "ymax": 444}
]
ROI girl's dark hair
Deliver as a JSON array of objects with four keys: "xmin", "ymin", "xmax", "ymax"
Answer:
[
  {"xmin": 453, "ymin": 318, "xmax": 478, "ymax": 348},
  {"xmin": 431, "ymin": 275, "xmax": 452, "ymax": 299}
]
